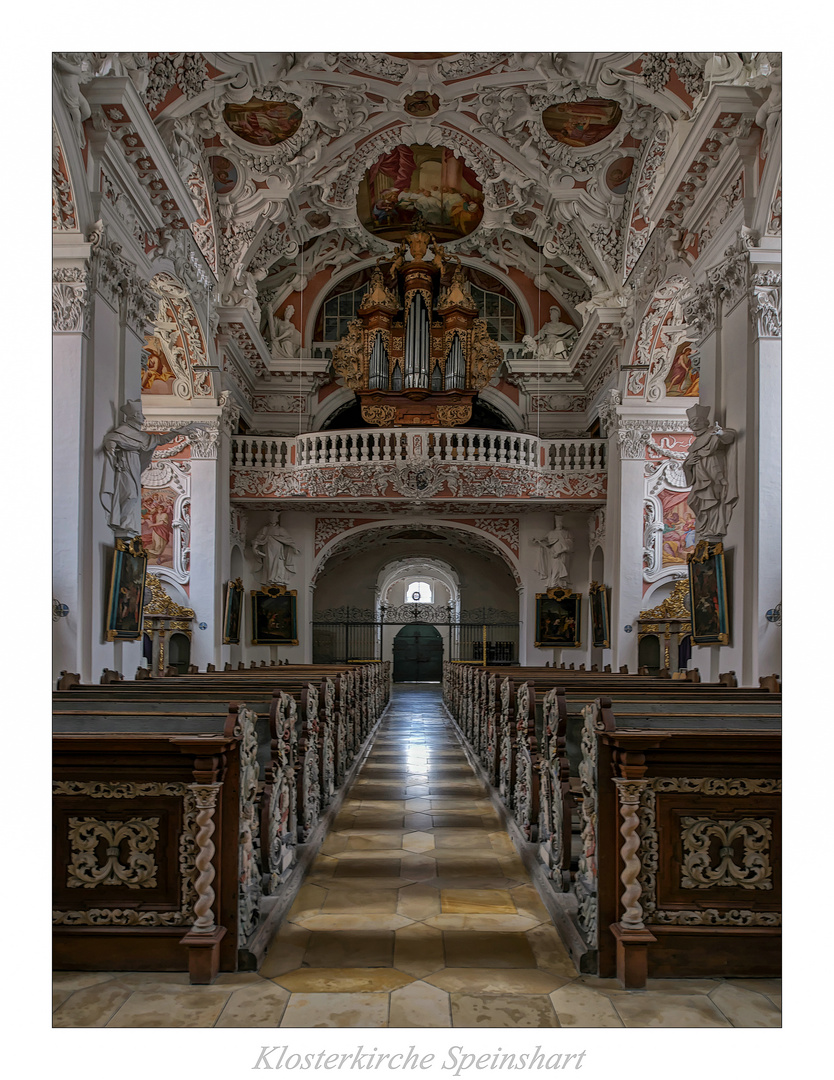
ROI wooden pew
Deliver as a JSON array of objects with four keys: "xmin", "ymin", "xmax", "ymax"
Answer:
[
  {"xmin": 571, "ymin": 695, "xmax": 781, "ymax": 987},
  {"xmin": 53, "ymin": 704, "xmax": 245, "ymax": 982},
  {"xmin": 53, "ymin": 663, "xmax": 392, "ymax": 979}
]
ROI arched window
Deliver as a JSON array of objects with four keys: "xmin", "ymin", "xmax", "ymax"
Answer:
[
  {"xmin": 322, "ymin": 284, "xmax": 367, "ymax": 340},
  {"xmin": 470, "ymin": 285, "xmax": 517, "ymax": 342},
  {"xmin": 406, "ymin": 580, "xmax": 433, "ymax": 603}
]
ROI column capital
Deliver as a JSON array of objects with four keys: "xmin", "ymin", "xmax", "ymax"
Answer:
[{"xmin": 750, "ymin": 270, "xmax": 782, "ymax": 340}]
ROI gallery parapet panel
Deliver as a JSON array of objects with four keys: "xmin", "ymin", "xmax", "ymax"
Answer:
[{"xmin": 229, "ymin": 428, "xmax": 608, "ymax": 503}]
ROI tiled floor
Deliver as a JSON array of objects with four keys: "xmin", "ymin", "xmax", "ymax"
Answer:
[{"xmin": 52, "ymin": 685, "xmax": 781, "ymax": 1028}]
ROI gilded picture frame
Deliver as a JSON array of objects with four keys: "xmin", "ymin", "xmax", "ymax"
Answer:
[
  {"xmin": 223, "ymin": 578, "xmax": 244, "ymax": 645},
  {"xmin": 589, "ymin": 581, "xmax": 611, "ymax": 649},
  {"xmin": 535, "ymin": 588, "xmax": 581, "ymax": 649},
  {"xmin": 251, "ymin": 584, "xmax": 298, "ymax": 645},
  {"xmin": 687, "ymin": 540, "xmax": 730, "ymax": 645},
  {"xmin": 105, "ymin": 537, "xmax": 148, "ymax": 641}
]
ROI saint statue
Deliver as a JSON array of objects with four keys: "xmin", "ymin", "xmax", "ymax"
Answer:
[
  {"xmin": 252, "ymin": 514, "xmax": 300, "ymax": 586},
  {"xmin": 683, "ymin": 404, "xmax": 738, "ymax": 540},
  {"xmin": 267, "ymin": 304, "xmax": 302, "ymax": 360},
  {"xmin": 533, "ymin": 515, "xmax": 573, "ymax": 589},
  {"xmin": 522, "ymin": 307, "xmax": 578, "ymax": 360},
  {"xmin": 99, "ymin": 400, "xmax": 173, "ymax": 538}
]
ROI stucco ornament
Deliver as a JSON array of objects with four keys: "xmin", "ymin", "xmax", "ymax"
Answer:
[
  {"xmin": 252, "ymin": 514, "xmax": 300, "ymax": 586},
  {"xmin": 100, "ymin": 401, "xmax": 175, "ymax": 538},
  {"xmin": 522, "ymin": 306, "xmax": 579, "ymax": 362},
  {"xmin": 532, "ymin": 515, "xmax": 573, "ymax": 589},
  {"xmin": 682, "ymin": 404, "xmax": 738, "ymax": 541}
]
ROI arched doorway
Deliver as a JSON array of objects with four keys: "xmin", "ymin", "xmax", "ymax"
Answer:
[{"xmin": 393, "ymin": 624, "xmax": 443, "ymax": 682}]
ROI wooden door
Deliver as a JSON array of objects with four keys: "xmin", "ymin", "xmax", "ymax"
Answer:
[{"xmin": 393, "ymin": 624, "xmax": 443, "ymax": 682}]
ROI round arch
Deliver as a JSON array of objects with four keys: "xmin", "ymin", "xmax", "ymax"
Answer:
[
  {"xmin": 376, "ymin": 556, "xmax": 461, "ymax": 619},
  {"xmin": 312, "ymin": 518, "xmax": 522, "ymax": 590},
  {"xmin": 303, "ymin": 254, "xmax": 535, "ymax": 349}
]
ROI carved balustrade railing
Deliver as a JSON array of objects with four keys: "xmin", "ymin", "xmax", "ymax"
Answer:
[{"xmin": 231, "ymin": 428, "xmax": 607, "ymax": 474}]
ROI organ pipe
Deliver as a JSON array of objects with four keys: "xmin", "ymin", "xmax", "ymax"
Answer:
[
  {"xmin": 404, "ymin": 292, "xmax": 430, "ymax": 389},
  {"xmin": 368, "ymin": 331, "xmax": 389, "ymax": 390},
  {"xmin": 444, "ymin": 332, "xmax": 465, "ymax": 390}
]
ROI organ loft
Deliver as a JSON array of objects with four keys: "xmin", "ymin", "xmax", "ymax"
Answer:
[{"xmin": 50, "ymin": 47, "xmax": 782, "ymax": 1039}]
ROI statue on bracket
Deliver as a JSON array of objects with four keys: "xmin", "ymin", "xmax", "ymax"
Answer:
[
  {"xmin": 267, "ymin": 304, "xmax": 302, "ymax": 360},
  {"xmin": 252, "ymin": 514, "xmax": 300, "ymax": 586},
  {"xmin": 683, "ymin": 404, "xmax": 738, "ymax": 540},
  {"xmin": 100, "ymin": 400, "xmax": 179, "ymax": 538},
  {"xmin": 522, "ymin": 306, "xmax": 578, "ymax": 361},
  {"xmin": 533, "ymin": 514, "xmax": 573, "ymax": 590}
]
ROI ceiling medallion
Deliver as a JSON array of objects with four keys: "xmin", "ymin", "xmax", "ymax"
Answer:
[
  {"xmin": 358, "ymin": 144, "xmax": 484, "ymax": 244},
  {"xmin": 222, "ymin": 99, "xmax": 303, "ymax": 147},
  {"xmin": 542, "ymin": 98, "xmax": 622, "ymax": 148}
]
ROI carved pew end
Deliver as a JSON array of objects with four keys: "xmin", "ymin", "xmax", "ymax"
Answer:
[
  {"xmin": 135, "ymin": 666, "xmax": 151, "ymax": 680},
  {"xmin": 619, "ymin": 665, "xmax": 629, "ymax": 674},
  {"xmin": 719, "ymin": 670, "xmax": 738, "ymax": 687},
  {"xmin": 57, "ymin": 671, "xmax": 81, "ymax": 690},
  {"xmin": 100, "ymin": 668, "xmax": 123, "ymax": 684},
  {"xmin": 638, "ymin": 666, "xmax": 649, "ymax": 676},
  {"xmin": 760, "ymin": 673, "xmax": 781, "ymax": 693},
  {"xmin": 685, "ymin": 667, "xmax": 701, "ymax": 683}
]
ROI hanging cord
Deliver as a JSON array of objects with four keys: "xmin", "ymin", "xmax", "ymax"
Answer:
[{"xmin": 298, "ymin": 238, "xmax": 305, "ymax": 438}]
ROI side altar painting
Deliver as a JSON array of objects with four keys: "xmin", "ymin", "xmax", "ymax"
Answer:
[
  {"xmin": 106, "ymin": 538, "xmax": 147, "ymax": 641},
  {"xmin": 358, "ymin": 144, "xmax": 484, "ymax": 242},
  {"xmin": 535, "ymin": 588, "xmax": 582, "ymax": 649},
  {"xmin": 251, "ymin": 585, "xmax": 298, "ymax": 646},
  {"xmin": 223, "ymin": 578, "xmax": 244, "ymax": 645},
  {"xmin": 688, "ymin": 540, "xmax": 730, "ymax": 645}
]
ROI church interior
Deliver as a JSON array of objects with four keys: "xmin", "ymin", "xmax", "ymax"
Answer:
[{"xmin": 50, "ymin": 47, "xmax": 782, "ymax": 1033}]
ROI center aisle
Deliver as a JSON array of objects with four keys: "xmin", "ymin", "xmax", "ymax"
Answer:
[
  {"xmin": 261, "ymin": 682, "xmax": 576, "ymax": 1026},
  {"xmin": 52, "ymin": 684, "xmax": 781, "ymax": 1027}
]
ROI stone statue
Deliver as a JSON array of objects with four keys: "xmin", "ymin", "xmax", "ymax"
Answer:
[
  {"xmin": 252, "ymin": 515, "xmax": 300, "ymax": 586},
  {"xmin": 99, "ymin": 400, "xmax": 172, "ymax": 538},
  {"xmin": 683, "ymin": 404, "xmax": 738, "ymax": 540},
  {"xmin": 267, "ymin": 304, "xmax": 302, "ymax": 360},
  {"xmin": 523, "ymin": 307, "xmax": 578, "ymax": 360},
  {"xmin": 533, "ymin": 515, "xmax": 573, "ymax": 589}
]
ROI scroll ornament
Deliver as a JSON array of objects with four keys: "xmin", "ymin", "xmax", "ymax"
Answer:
[{"xmin": 331, "ymin": 319, "xmax": 365, "ymax": 390}]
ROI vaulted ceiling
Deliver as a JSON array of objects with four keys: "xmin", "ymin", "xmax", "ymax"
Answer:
[{"xmin": 84, "ymin": 51, "xmax": 774, "ymax": 314}]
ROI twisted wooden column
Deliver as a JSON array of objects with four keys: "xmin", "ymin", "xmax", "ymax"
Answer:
[
  {"xmin": 613, "ymin": 777, "xmax": 650, "ymax": 928},
  {"xmin": 188, "ymin": 782, "xmax": 222, "ymax": 933}
]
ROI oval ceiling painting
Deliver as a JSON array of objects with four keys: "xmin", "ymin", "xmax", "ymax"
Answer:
[
  {"xmin": 208, "ymin": 155, "xmax": 238, "ymax": 195},
  {"xmin": 358, "ymin": 144, "xmax": 484, "ymax": 243},
  {"xmin": 542, "ymin": 98, "xmax": 622, "ymax": 148},
  {"xmin": 605, "ymin": 156, "xmax": 635, "ymax": 194},
  {"xmin": 222, "ymin": 99, "xmax": 303, "ymax": 147}
]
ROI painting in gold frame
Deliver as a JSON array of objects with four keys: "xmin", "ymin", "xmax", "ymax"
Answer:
[
  {"xmin": 105, "ymin": 537, "xmax": 147, "ymax": 641},
  {"xmin": 589, "ymin": 581, "xmax": 611, "ymax": 649},
  {"xmin": 687, "ymin": 540, "xmax": 729, "ymax": 645},
  {"xmin": 223, "ymin": 578, "xmax": 244, "ymax": 645},
  {"xmin": 535, "ymin": 588, "xmax": 581, "ymax": 649},
  {"xmin": 251, "ymin": 584, "xmax": 298, "ymax": 645}
]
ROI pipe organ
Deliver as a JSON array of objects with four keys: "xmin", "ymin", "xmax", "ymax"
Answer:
[{"xmin": 332, "ymin": 221, "xmax": 503, "ymax": 426}]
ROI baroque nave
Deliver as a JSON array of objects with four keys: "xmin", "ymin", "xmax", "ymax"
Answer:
[{"xmin": 49, "ymin": 44, "xmax": 783, "ymax": 1042}]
